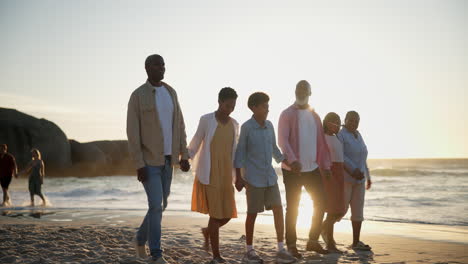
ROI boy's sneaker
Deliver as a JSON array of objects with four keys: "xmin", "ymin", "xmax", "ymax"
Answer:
[
  {"xmin": 149, "ymin": 256, "xmax": 168, "ymax": 264},
  {"xmin": 133, "ymin": 235, "xmax": 147, "ymax": 258},
  {"xmin": 242, "ymin": 249, "xmax": 263, "ymax": 263},
  {"xmin": 276, "ymin": 248, "xmax": 297, "ymax": 263}
]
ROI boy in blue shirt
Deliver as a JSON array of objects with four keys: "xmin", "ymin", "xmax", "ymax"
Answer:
[{"xmin": 235, "ymin": 92, "xmax": 296, "ymax": 263}]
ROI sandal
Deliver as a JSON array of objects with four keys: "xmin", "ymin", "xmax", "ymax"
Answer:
[{"xmin": 352, "ymin": 241, "xmax": 371, "ymax": 251}]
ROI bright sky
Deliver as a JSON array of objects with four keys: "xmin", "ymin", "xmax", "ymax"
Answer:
[{"xmin": 1, "ymin": 0, "xmax": 467, "ymax": 158}]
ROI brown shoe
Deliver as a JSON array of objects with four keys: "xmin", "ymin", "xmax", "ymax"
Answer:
[
  {"xmin": 306, "ymin": 240, "xmax": 329, "ymax": 254},
  {"xmin": 288, "ymin": 246, "xmax": 302, "ymax": 259}
]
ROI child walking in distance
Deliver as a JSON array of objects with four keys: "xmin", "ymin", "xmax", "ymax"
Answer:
[
  {"xmin": 234, "ymin": 92, "xmax": 297, "ymax": 264},
  {"xmin": 189, "ymin": 87, "xmax": 240, "ymax": 264},
  {"xmin": 321, "ymin": 112, "xmax": 346, "ymax": 252},
  {"xmin": 19, "ymin": 148, "xmax": 46, "ymax": 206}
]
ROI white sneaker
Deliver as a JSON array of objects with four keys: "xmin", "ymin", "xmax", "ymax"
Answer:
[
  {"xmin": 149, "ymin": 256, "xmax": 168, "ymax": 264},
  {"xmin": 133, "ymin": 235, "xmax": 147, "ymax": 258},
  {"xmin": 276, "ymin": 248, "xmax": 297, "ymax": 263},
  {"xmin": 242, "ymin": 249, "xmax": 263, "ymax": 263}
]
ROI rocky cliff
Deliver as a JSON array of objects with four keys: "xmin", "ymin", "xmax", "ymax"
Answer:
[{"xmin": 0, "ymin": 108, "xmax": 134, "ymax": 176}]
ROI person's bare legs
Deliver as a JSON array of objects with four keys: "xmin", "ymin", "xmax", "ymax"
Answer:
[
  {"xmin": 246, "ymin": 213, "xmax": 257, "ymax": 247},
  {"xmin": 203, "ymin": 218, "xmax": 230, "ymax": 251},
  {"xmin": 323, "ymin": 214, "xmax": 341, "ymax": 251},
  {"xmin": 1, "ymin": 187, "xmax": 10, "ymax": 205},
  {"xmin": 30, "ymin": 194, "xmax": 35, "ymax": 206},
  {"xmin": 207, "ymin": 217, "xmax": 231, "ymax": 258},
  {"xmin": 352, "ymin": 221, "xmax": 362, "ymax": 246},
  {"xmin": 272, "ymin": 206, "xmax": 284, "ymax": 243},
  {"xmin": 38, "ymin": 193, "xmax": 46, "ymax": 206}
]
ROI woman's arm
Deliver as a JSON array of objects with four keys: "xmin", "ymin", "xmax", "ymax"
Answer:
[
  {"xmin": 188, "ymin": 116, "xmax": 207, "ymax": 159},
  {"xmin": 40, "ymin": 161, "xmax": 45, "ymax": 184},
  {"xmin": 18, "ymin": 161, "xmax": 33, "ymax": 176}
]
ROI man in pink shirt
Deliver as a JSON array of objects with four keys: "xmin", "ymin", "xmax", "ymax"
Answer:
[{"xmin": 278, "ymin": 80, "xmax": 332, "ymax": 258}]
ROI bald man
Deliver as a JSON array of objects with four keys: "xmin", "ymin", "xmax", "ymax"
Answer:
[{"xmin": 278, "ymin": 80, "xmax": 332, "ymax": 258}]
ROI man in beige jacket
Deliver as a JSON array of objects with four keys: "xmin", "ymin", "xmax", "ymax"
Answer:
[{"xmin": 127, "ymin": 54, "xmax": 190, "ymax": 264}]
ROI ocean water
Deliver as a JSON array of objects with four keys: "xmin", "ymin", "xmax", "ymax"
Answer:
[{"xmin": 3, "ymin": 159, "xmax": 468, "ymax": 227}]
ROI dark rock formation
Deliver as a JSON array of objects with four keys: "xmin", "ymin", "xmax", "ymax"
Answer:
[
  {"xmin": 0, "ymin": 107, "xmax": 134, "ymax": 177},
  {"xmin": 0, "ymin": 108, "xmax": 72, "ymax": 173},
  {"xmin": 69, "ymin": 140, "xmax": 134, "ymax": 176}
]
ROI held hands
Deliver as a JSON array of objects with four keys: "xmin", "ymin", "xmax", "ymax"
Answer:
[
  {"xmin": 137, "ymin": 167, "xmax": 147, "ymax": 182},
  {"xmin": 179, "ymin": 159, "xmax": 190, "ymax": 172},
  {"xmin": 351, "ymin": 168, "xmax": 365, "ymax": 180},
  {"xmin": 235, "ymin": 168, "xmax": 245, "ymax": 192},
  {"xmin": 290, "ymin": 161, "xmax": 302, "ymax": 173}
]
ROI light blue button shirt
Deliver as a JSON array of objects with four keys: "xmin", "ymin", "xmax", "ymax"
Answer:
[
  {"xmin": 234, "ymin": 117, "xmax": 284, "ymax": 188},
  {"xmin": 337, "ymin": 127, "xmax": 370, "ymax": 183}
]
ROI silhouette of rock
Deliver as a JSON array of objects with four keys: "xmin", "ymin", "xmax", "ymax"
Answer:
[
  {"xmin": 0, "ymin": 108, "xmax": 72, "ymax": 173},
  {"xmin": 0, "ymin": 108, "xmax": 134, "ymax": 177},
  {"xmin": 69, "ymin": 140, "xmax": 133, "ymax": 176}
]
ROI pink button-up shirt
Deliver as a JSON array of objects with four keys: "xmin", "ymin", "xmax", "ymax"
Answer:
[{"xmin": 278, "ymin": 104, "xmax": 331, "ymax": 172}]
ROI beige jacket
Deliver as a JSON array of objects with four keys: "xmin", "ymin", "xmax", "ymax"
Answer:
[{"xmin": 126, "ymin": 81, "xmax": 189, "ymax": 169}]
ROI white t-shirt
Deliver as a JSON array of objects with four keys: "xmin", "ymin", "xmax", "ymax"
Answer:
[
  {"xmin": 154, "ymin": 85, "xmax": 174, "ymax": 155},
  {"xmin": 325, "ymin": 134, "xmax": 344, "ymax": 162},
  {"xmin": 298, "ymin": 110, "xmax": 318, "ymax": 172}
]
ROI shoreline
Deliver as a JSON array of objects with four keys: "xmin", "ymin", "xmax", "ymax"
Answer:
[{"xmin": 2, "ymin": 207, "xmax": 467, "ymax": 245}]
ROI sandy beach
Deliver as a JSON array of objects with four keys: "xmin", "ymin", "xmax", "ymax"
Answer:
[{"xmin": 1, "ymin": 209, "xmax": 467, "ymax": 264}]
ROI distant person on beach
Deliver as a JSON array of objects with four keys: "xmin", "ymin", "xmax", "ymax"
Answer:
[
  {"xmin": 0, "ymin": 144, "xmax": 18, "ymax": 206},
  {"xmin": 234, "ymin": 92, "xmax": 297, "ymax": 263},
  {"xmin": 337, "ymin": 110, "xmax": 372, "ymax": 251},
  {"xmin": 278, "ymin": 80, "xmax": 332, "ymax": 258},
  {"xmin": 321, "ymin": 113, "xmax": 346, "ymax": 252},
  {"xmin": 127, "ymin": 54, "xmax": 190, "ymax": 264},
  {"xmin": 18, "ymin": 148, "xmax": 46, "ymax": 206},
  {"xmin": 189, "ymin": 87, "xmax": 239, "ymax": 264}
]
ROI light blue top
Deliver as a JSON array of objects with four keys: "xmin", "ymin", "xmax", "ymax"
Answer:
[
  {"xmin": 337, "ymin": 127, "xmax": 370, "ymax": 183},
  {"xmin": 234, "ymin": 117, "xmax": 284, "ymax": 187}
]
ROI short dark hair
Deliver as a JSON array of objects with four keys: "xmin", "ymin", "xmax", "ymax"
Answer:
[
  {"xmin": 248, "ymin": 92, "xmax": 269, "ymax": 109},
  {"xmin": 145, "ymin": 54, "xmax": 163, "ymax": 68},
  {"xmin": 218, "ymin": 87, "xmax": 238, "ymax": 102},
  {"xmin": 345, "ymin": 111, "xmax": 360, "ymax": 121},
  {"xmin": 323, "ymin": 112, "xmax": 340, "ymax": 134},
  {"xmin": 0, "ymin": 144, "xmax": 6, "ymax": 150}
]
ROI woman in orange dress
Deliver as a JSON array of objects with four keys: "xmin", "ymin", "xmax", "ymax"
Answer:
[{"xmin": 188, "ymin": 87, "xmax": 239, "ymax": 264}]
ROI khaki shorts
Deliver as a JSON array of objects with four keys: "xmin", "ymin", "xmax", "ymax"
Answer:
[
  {"xmin": 344, "ymin": 181, "xmax": 366, "ymax": 221},
  {"xmin": 246, "ymin": 183, "xmax": 282, "ymax": 214}
]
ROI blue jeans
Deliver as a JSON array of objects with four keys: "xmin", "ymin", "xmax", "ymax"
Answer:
[{"xmin": 136, "ymin": 158, "xmax": 173, "ymax": 258}]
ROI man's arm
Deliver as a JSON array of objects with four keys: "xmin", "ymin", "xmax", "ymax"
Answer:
[
  {"xmin": 278, "ymin": 111, "xmax": 298, "ymax": 164},
  {"xmin": 10, "ymin": 155, "xmax": 18, "ymax": 178},
  {"xmin": 174, "ymin": 94, "xmax": 190, "ymax": 172},
  {"xmin": 126, "ymin": 92, "xmax": 146, "ymax": 180}
]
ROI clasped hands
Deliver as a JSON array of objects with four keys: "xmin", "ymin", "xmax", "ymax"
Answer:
[{"xmin": 137, "ymin": 159, "xmax": 190, "ymax": 182}]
